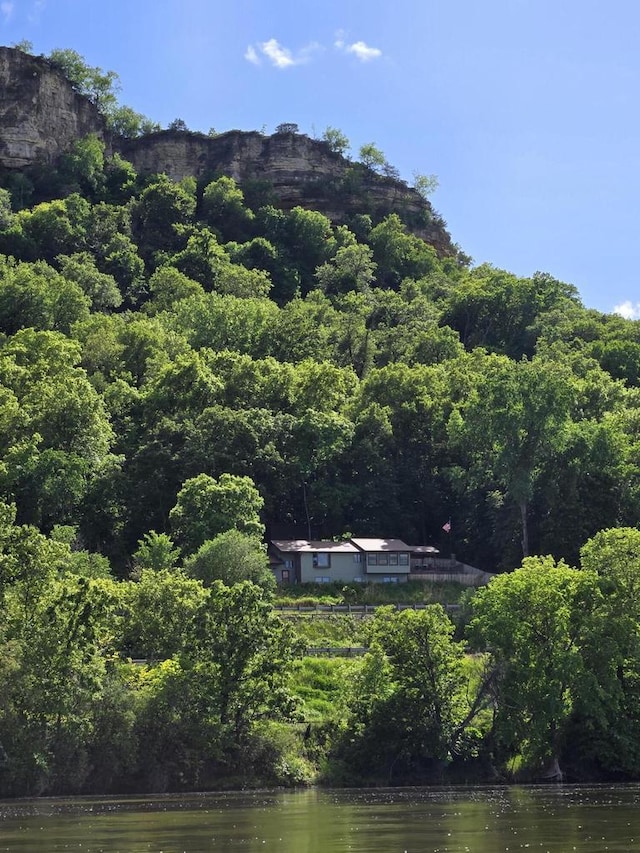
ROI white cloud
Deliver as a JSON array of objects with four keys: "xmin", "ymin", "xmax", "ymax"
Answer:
[
  {"xmin": 261, "ymin": 38, "xmax": 296, "ymax": 68},
  {"xmin": 245, "ymin": 38, "xmax": 319, "ymax": 69},
  {"xmin": 345, "ymin": 40, "xmax": 382, "ymax": 62},
  {"xmin": 613, "ymin": 300, "xmax": 640, "ymax": 320},
  {"xmin": 1, "ymin": 2, "xmax": 14, "ymax": 21},
  {"xmin": 335, "ymin": 32, "xmax": 383, "ymax": 62},
  {"xmin": 244, "ymin": 45, "xmax": 260, "ymax": 65}
]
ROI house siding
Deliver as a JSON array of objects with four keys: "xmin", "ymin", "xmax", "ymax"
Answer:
[{"xmin": 299, "ymin": 552, "xmax": 364, "ymax": 584}]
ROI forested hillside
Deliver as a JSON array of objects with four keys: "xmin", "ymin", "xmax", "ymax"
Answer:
[
  {"xmin": 1, "ymin": 46, "xmax": 640, "ymax": 795},
  {"xmin": 1, "ymin": 133, "xmax": 638, "ymax": 571}
]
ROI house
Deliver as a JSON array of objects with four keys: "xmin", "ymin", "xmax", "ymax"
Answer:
[
  {"xmin": 269, "ymin": 537, "xmax": 494, "ymax": 586},
  {"xmin": 270, "ymin": 537, "xmax": 414, "ymax": 584},
  {"xmin": 270, "ymin": 540, "xmax": 364, "ymax": 585}
]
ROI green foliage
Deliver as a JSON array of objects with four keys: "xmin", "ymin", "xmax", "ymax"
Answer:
[
  {"xmin": 57, "ymin": 252, "xmax": 122, "ymax": 312},
  {"xmin": 315, "ymin": 243, "xmax": 376, "ymax": 296},
  {"xmin": 132, "ymin": 531, "xmax": 180, "ymax": 573},
  {"xmin": 133, "ymin": 174, "xmax": 196, "ymax": 263},
  {"xmin": 201, "ymin": 176, "xmax": 255, "ymax": 242},
  {"xmin": 470, "ymin": 556, "xmax": 602, "ymax": 772},
  {"xmin": 330, "ymin": 605, "xmax": 489, "ymax": 783},
  {"xmin": 292, "ymin": 657, "xmax": 358, "ymax": 721},
  {"xmin": 322, "ymin": 127, "xmax": 350, "ymax": 157},
  {"xmin": 358, "ymin": 142, "xmax": 386, "ymax": 172},
  {"xmin": 184, "ymin": 529, "xmax": 274, "ymax": 591},
  {"xmin": 2, "ymin": 74, "xmax": 640, "ymax": 791},
  {"xmin": 286, "ymin": 613, "xmax": 362, "ymax": 647},
  {"xmin": 275, "ymin": 123, "xmax": 299, "ymax": 135},
  {"xmin": 412, "ymin": 171, "xmax": 439, "ymax": 199},
  {"xmin": 48, "ymin": 48, "xmax": 120, "ymax": 112},
  {"xmin": 120, "ymin": 568, "xmax": 205, "ymax": 659},
  {"xmin": 169, "ymin": 473, "xmax": 265, "ymax": 554},
  {"xmin": 369, "ymin": 213, "xmax": 439, "ymax": 288},
  {"xmin": 108, "ymin": 106, "xmax": 160, "ymax": 138},
  {"xmin": 59, "ymin": 134, "xmax": 106, "ymax": 197}
]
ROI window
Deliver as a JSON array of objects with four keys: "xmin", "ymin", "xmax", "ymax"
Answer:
[
  {"xmin": 316, "ymin": 576, "xmax": 331, "ymax": 583},
  {"xmin": 382, "ymin": 576, "xmax": 400, "ymax": 584},
  {"xmin": 378, "ymin": 553, "xmax": 389, "ymax": 566},
  {"xmin": 284, "ymin": 558, "xmax": 294, "ymax": 569},
  {"xmin": 281, "ymin": 569, "xmax": 290, "ymax": 583},
  {"xmin": 368, "ymin": 553, "xmax": 378, "ymax": 565},
  {"xmin": 389, "ymin": 553, "xmax": 398, "ymax": 566},
  {"xmin": 353, "ymin": 553, "xmax": 362, "ymax": 563},
  {"xmin": 399, "ymin": 553, "xmax": 409, "ymax": 566},
  {"xmin": 313, "ymin": 552, "xmax": 331, "ymax": 568}
]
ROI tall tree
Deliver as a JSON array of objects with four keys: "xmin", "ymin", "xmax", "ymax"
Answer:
[{"xmin": 448, "ymin": 354, "xmax": 574, "ymax": 559}]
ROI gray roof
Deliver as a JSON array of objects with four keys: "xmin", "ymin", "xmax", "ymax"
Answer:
[
  {"xmin": 350, "ymin": 538, "xmax": 411, "ymax": 552},
  {"xmin": 271, "ymin": 539, "xmax": 359, "ymax": 554}
]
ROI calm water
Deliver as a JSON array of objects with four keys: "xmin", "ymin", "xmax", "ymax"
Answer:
[{"xmin": 1, "ymin": 784, "xmax": 639, "ymax": 852}]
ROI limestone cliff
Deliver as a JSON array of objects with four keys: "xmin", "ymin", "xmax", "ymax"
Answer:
[
  {"xmin": 0, "ymin": 46, "xmax": 454, "ymax": 255},
  {"xmin": 119, "ymin": 129, "xmax": 453, "ymax": 252},
  {"xmin": 0, "ymin": 47, "xmax": 106, "ymax": 167}
]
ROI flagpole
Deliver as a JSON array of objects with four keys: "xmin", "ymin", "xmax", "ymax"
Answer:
[{"xmin": 442, "ymin": 518, "xmax": 452, "ymax": 561}]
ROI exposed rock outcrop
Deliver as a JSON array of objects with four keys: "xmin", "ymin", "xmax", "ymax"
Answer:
[
  {"xmin": 0, "ymin": 47, "xmax": 106, "ymax": 167},
  {"xmin": 119, "ymin": 129, "xmax": 453, "ymax": 252},
  {"xmin": 0, "ymin": 46, "xmax": 454, "ymax": 255}
]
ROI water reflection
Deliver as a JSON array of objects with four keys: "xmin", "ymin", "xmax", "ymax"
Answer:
[{"xmin": 1, "ymin": 785, "xmax": 640, "ymax": 852}]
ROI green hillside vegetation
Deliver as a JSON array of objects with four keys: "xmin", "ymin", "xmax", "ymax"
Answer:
[{"xmin": 1, "ymin": 47, "xmax": 640, "ymax": 794}]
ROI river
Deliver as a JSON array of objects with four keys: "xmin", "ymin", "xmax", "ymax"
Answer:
[{"xmin": 1, "ymin": 784, "xmax": 639, "ymax": 852}]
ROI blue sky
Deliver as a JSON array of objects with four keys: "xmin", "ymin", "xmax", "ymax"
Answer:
[{"xmin": 1, "ymin": 0, "xmax": 640, "ymax": 317}]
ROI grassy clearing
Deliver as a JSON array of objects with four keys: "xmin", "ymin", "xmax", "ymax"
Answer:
[
  {"xmin": 284, "ymin": 613, "xmax": 363, "ymax": 647},
  {"xmin": 275, "ymin": 580, "xmax": 472, "ymax": 607},
  {"xmin": 291, "ymin": 656, "xmax": 360, "ymax": 722}
]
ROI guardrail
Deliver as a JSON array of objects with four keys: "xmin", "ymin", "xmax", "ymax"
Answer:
[
  {"xmin": 305, "ymin": 646, "xmax": 368, "ymax": 657},
  {"xmin": 275, "ymin": 603, "xmax": 461, "ymax": 614}
]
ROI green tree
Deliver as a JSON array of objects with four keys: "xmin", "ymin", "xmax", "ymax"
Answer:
[
  {"xmin": 322, "ymin": 127, "xmax": 350, "ymax": 157},
  {"xmin": 146, "ymin": 265, "xmax": 204, "ymax": 314},
  {"xmin": 448, "ymin": 354, "xmax": 574, "ymax": 559},
  {"xmin": 369, "ymin": 214, "xmax": 438, "ymax": 289},
  {"xmin": 16, "ymin": 195, "xmax": 90, "ymax": 262},
  {"xmin": 315, "ymin": 244, "xmax": 376, "ymax": 296},
  {"xmin": 412, "ymin": 171, "xmax": 439, "ymax": 199},
  {"xmin": 132, "ymin": 531, "xmax": 181, "ymax": 574},
  {"xmin": 120, "ymin": 568, "xmax": 205, "ymax": 660},
  {"xmin": 56, "ymin": 252, "xmax": 122, "ymax": 312},
  {"xmin": 1, "ymin": 572, "xmax": 116, "ymax": 794},
  {"xmin": 469, "ymin": 556, "xmax": 602, "ymax": 775},
  {"xmin": 359, "ymin": 142, "xmax": 386, "ymax": 172},
  {"xmin": 108, "ymin": 105, "xmax": 160, "ymax": 138},
  {"xmin": 59, "ymin": 134, "xmax": 106, "ymax": 197},
  {"xmin": 201, "ymin": 176, "xmax": 255, "ymax": 243},
  {"xmin": 184, "ymin": 529, "xmax": 274, "ymax": 590},
  {"xmin": 188, "ymin": 581, "xmax": 298, "ymax": 737},
  {"xmin": 0, "ymin": 256, "xmax": 90, "ymax": 335},
  {"xmin": 48, "ymin": 48, "xmax": 120, "ymax": 113},
  {"xmin": 572, "ymin": 527, "xmax": 640, "ymax": 775},
  {"xmin": 133, "ymin": 174, "xmax": 196, "ymax": 264},
  {"xmin": 169, "ymin": 473, "xmax": 265, "ymax": 554},
  {"xmin": 0, "ymin": 189, "xmax": 13, "ymax": 230},
  {"xmin": 337, "ymin": 605, "xmax": 489, "ymax": 783}
]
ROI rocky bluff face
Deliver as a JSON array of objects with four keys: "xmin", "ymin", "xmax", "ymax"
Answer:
[
  {"xmin": 0, "ymin": 47, "xmax": 106, "ymax": 167},
  {"xmin": 119, "ymin": 129, "xmax": 452, "ymax": 251},
  {"xmin": 0, "ymin": 46, "xmax": 452, "ymax": 254}
]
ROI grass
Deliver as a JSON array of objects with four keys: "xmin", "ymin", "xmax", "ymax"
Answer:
[
  {"xmin": 291, "ymin": 657, "xmax": 360, "ymax": 722},
  {"xmin": 275, "ymin": 580, "xmax": 472, "ymax": 607},
  {"xmin": 284, "ymin": 613, "xmax": 364, "ymax": 647}
]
